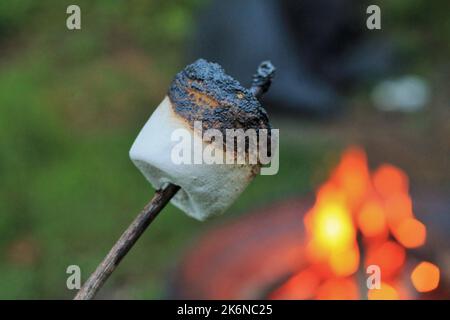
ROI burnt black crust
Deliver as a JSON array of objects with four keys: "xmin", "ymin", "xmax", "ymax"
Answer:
[{"xmin": 168, "ymin": 59, "xmax": 271, "ymax": 135}]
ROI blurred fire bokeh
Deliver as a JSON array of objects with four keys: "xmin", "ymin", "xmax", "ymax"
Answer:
[{"xmin": 271, "ymin": 146, "xmax": 440, "ymax": 300}]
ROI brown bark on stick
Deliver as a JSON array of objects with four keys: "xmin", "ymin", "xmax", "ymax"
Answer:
[{"xmin": 74, "ymin": 183, "xmax": 180, "ymax": 300}]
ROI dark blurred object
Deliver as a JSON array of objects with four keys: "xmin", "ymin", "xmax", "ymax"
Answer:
[{"xmin": 190, "ymin": 0, "xmax": 395, "ymax": 117}]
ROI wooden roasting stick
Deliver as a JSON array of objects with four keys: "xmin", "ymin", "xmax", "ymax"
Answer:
[
  {"xmin": 74, "ymin": 183, "xmax": 180, "ymax": 300},
  {"xmin": 74, "ymin": 61, "xmax": 275, "ymax": 300}
]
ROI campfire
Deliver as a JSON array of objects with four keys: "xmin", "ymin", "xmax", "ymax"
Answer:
[
  {"xmin": 172, "ymin": 146, "xmax": 445, "ymax": 300},
  {"xmin": 270, "ymin": 146, "xmax": 440, "ymax": 299}
]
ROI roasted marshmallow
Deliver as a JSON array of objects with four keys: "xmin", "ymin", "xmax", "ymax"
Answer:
[{"xmin": 129, "ymin": 59, "xmax": 271, "ymax": 220}]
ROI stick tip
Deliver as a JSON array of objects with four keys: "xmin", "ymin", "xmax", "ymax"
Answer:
[{"xmin": 250, "ymin": 61, "xmax": 276, "ymax": 98}]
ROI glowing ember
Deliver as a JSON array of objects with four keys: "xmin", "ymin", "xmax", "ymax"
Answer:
[
  {"xmin": 384, "ymin": 194, "xmax": 414, "ymax": 230},
  {"xmin": 329, "ymin": 244, "xmax": 360, "ymax": 277},
  {"xmin": 373, "ymin": 164, "xmax": 409, "ymax": 198},
  {"xmin": 394, "ymin": 218, "xmax": 426, "ymax": 248},
  {"xmin": 368, "ymin": 282, "xmax": 399, "ymax": 300},
  {"xmin": 357, "ymin": 200, "xmax": 388, "ymax": 238},
  {"xmin": 365, "ymin": 241, "xmax": 405, "ymax": 279},
  {"xmin": 411, "ymin": 262, "xmax": 440, "ymax": 292},
  {"xmin": 269, "ymin": 268, "xmax": 320, "ymax": 300},
  {"xmin": 272, "ymin": 146, "xmax": 441, "ymax": 300},
  {"xmin": 316, "ymin": 278, "xmax": 359, "ymax": 300},
  {"xmin": 312, "ymin": 202, "xmax": 354, "ymax": 252}
]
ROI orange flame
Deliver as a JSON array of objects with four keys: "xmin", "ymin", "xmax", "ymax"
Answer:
[
  {"xmin": 269, "ymin": 268, "xmax": 320, "ymax": 300},
  {"xmin": 365, "ymin": 241, "xmax": 405, "ymax": 279},
  {"xmin": 394, "ymin": 218, "xmax": 426, "ymax": 248},
  {"xmin": 368, "ymin": 282, "xmax": 399, "ymax": 300},
  {"xmin": 357, "ymin": 199, "xmax": 388, "ymax": 238},
  {"xmin": 411, "ymin": 262, "xmax": 440, "ymax": 292},
  {"xmin": 316, "ymin": 278, "xmax": 359, "ymax": 300},
  {"xmin": 272, "ymin": 146, "xmax": 440, "ymax": 300}
]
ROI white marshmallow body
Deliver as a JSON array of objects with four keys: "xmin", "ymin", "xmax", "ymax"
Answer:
[{"xmin": 129, "ymin": 97, "xmax": 257, "ymax": 220}]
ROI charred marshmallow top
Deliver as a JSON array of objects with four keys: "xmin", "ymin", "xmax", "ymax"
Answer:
[{"xmin": 168, "ymin": 59, "xmax": 271, "ymax": 136}]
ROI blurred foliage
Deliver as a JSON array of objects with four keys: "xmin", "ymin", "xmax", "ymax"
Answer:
[
  {"xmin": 0, "ymin": 0, "xmax": 447, "ymax": 299},
  {"xmin": 380, "ymin": 0, "xmax": 450, "ymax": 70}
]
